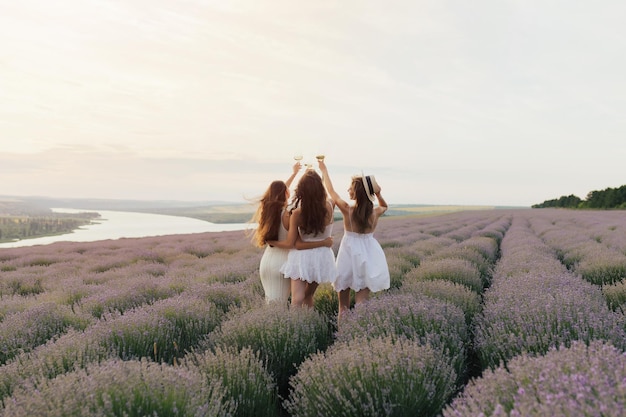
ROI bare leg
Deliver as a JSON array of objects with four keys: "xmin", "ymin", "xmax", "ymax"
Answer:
[
  {"xmin": 291, "ymin": 279, "xmax": 307, "ymax": 307},
  {"xmin": 303, "ymin": 282, "xmax": 319, "ymax": 308},
  {"xmin": 337, "ymin": 289, "xmax": 351, "ymax": 320},
  {"xmin": 355, "ymin": 288, "xmax": 371, "ymax": 306}
]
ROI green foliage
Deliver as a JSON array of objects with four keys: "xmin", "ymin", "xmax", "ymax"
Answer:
[
  {"xmin": 602, "ymin": 280, "xmax": 626, "ymax": 312},
  {"xmin": 313, "ymin": 283, "xmax": 340, "ymax": 323},
  {"xmin": 533, "ymin": 184, "xmax": 626, "ymax": 209},
  {"xmin": 532, "ymin": 194, "xmax": 582, "ymax": 208},
  {"xmin": 0, "ymin": 215, "xmax": 96, "ymax": 243}
]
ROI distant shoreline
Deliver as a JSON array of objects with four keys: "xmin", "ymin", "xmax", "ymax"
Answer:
[{"xmin": 0, "ymin": 208, "xmax": 252, "ymax": 248}]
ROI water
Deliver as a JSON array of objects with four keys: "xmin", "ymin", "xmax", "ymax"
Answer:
[{"xmin": 0, "ymin": 208, "xmax": 253, "ymax": 248}]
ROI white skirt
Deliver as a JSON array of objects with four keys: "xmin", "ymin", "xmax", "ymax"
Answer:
[
  {"xmin": 259, "ymin": 246, "xmax": 291, "ymax": 303},
  {"xmin": 334, "ymin": 231, "xmax": 390, "ymax": 292},
  {"xmin": 280, "ymin": 246, "xmax": 337, "ymax": 284}
]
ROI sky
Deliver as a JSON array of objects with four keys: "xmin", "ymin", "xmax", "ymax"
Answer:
[{"xmin": 1, "ymin": 0, "xmax": 625, "ymax": 207}]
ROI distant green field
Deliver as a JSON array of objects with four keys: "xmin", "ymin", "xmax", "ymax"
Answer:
[
  {"xmin": 141, "ymin": 204, "xmax": 505, "ymax": 224},
  {"xmin": 131, "ymin": 204, "xmax": 257, "ymax": 224}
]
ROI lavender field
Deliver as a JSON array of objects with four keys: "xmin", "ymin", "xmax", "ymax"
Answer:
[{"xmin": 1, "ymin": 208, "xmax": 625, "ymax": 416}]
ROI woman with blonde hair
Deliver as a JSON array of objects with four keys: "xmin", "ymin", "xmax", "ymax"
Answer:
[
  {"xmin": 318, "ymin": 159, "xmax": 389, "ymax": 319},
  {"xmin": 251, "ymin": 162, "xmax": 332, "ymax": 304}
]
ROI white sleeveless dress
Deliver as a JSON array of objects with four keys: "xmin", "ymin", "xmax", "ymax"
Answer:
[
  {"xmin": 280, "ymin": 209, "xmax": 337, "ymax": 284},
  {"xmin": 259, "ymin": 209, "xmax": 291, "ymax": 303},
  {"xmin": 334, "ymin": 208, "xmax": 390, "ymax": 292}
]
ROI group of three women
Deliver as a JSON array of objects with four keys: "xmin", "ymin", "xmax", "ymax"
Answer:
[{"xmin": 251, "ymin": 158, "xmax": 390, "ymax": 318}]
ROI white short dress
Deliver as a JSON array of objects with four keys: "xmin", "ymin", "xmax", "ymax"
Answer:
[
  {"xmin": 334, "ymin": 212, "xmax": 390, "ymax": 292},
  {"xmin": 280, "ymin": 221, "xmax": 337, "ymax": 285},
  {"xmin": 259, "ymin": 209, "xmax": 291, "ymax": 303}
]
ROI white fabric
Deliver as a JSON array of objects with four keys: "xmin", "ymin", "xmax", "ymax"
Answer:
[
  {"xmin": 260, "ymin": 246, "xmax": 291, "ymax": 303},
  {"xmin": 280, "ymin": 222, "xmax": 337, "ymax": 284},
  {"xmin": 259, "ymin": 209, "xmax": 291, "ymax": 303},
  {"xmin": 333, "ymin": 231, "xmax": 390, "ymax": 292}
]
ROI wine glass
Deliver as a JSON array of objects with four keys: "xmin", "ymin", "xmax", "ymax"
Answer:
[
  {"xmin": 294, "ymin": 154, "xmax": 303, "ymax": 161},
  {"xmin": 315, "ymin": 154, "xmax": 325, "ymax": 161}
]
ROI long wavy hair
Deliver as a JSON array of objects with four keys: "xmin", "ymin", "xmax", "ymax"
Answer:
[
  {"xmin": 350, "ymin": 176, "xmax": 374, "ymax": 233},
  {"xmin": 292, "ymin": 170, "xmax": 328, "ymax": 236},
  {"xmin": 250, "ymin": 180, "xmax": 288, "ymax": 247}
]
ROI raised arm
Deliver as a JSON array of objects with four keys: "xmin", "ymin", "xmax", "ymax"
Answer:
[
  {"xmin": 318, "ymin": 160, "xmax": 350, "ymax": 214},
  {"xmin": 285, "ymin": 161, "xmax": 302, "ymax": 189},
  {"xmin": 374, "ymin": 190, "xmax": 388, "ymax": 217}
]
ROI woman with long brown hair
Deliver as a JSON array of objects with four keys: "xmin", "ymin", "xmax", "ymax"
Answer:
[
  {"xmin": 271, "ymin": 168, "xmax": 337, "ymax": 307},
  {"xmin": 318, "ymin": 159, "xmax": 389, "ymax": 319},
  {"xmin": 251, "ymin": 162, "xmax": 332, "ymax": 304}
]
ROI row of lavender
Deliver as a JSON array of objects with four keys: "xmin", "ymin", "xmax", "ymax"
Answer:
[
  {"xmin": 286, "ymin": 210, "xmax": 511, "ymax": 416},
  {"xmin": 0, "ymin": 210, "xmax": 506, "ymax": 416},
  {"xmin": 0, "ymin": 209, "xmax": 625, "ymax": 416},
  {"xmin": 445, "ymin": 210, "xmax": 626, "ymax": 416},
  {"xmin": 529, "ymin": 210, "xmax": 626, "ymax": 310}
]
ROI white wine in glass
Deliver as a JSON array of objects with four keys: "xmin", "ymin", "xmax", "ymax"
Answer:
[
  {"xmin": 294, "ymin": 154, "xmax": 303, "ymax": 161},
  {"xmin": 315, "ymin": 154, "xmax": 325, "ymax": 161}
]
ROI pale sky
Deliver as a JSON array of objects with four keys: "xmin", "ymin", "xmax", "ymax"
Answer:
[{"xmin": 1, "ymin": 1, "xmax": 625, "ymax": 207}]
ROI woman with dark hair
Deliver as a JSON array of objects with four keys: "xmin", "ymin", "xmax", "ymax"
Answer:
[
  {"xmin": 251, "ymin": 162, "xmax": 332, "ymax": 304},
  {"xmin": 318, "ymin": 159, "xmax": 389, "ymax": 319},
  {"xmin": 271, "ymin": 167, "xmax": 337, "ymax": 307}
]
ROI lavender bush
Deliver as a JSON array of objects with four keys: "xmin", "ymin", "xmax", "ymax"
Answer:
[
  {"xmin": 603, "ymin": 280, "xmax": 626, "ymax": 312},
  {"xmin": 79, "ymin": 275, "xmax": 177, "ymax": 318},
  {"xmin": 335, "ymin": 292, "xmax": 468, "ymax": 381},
  {"xmin": 404, "ymin": 258, "xmax": 483, "ymax": 293},
  {"xmin": 383, "ymin": 248, "xmax": 419, "ymax": 288},
  {"xmin": 428, "ymin": 244, "xmax": 493, "ymax": 283},
  {"xmin": 0, "ymin": 327, "xmax": 116, "ymax": 405},
  {"xmin": 98, "ymin": 295, "xmax": 225, "ymax": 363},
  {"xmin": 4, "ymin": 210, "xmax": 626, "ymax": 416},
  {"xmin": 312, "ymin": 282, "xmax": 339, "ymax": 323},
  {"xmin": 0, "ymin": 295, "xmax": 33, "ymax": 322},
  {"xmin": 402, "ymin": 279, "xmax": 482, "ymax": 325},
  {"xmin": 574, "ymin": 247, "xmax": 626, "ymax": 285},
  {"xmin": 1, "ymin": 358, "xmax": 234, "ymax": 417},
  {"xmin": 2, "ymin": 276, "xmax": 44, "ymax": 297},
  {"xmin": 183, "ymin": 281, "xmax": 261, "ymax": 313},
  {"xmin": 475, "ymin": 270, "xmax": 626, "ymax": 369},
  {"xmin": 205, "ymin": 302, "xmax": 332, "ymax": 397},
  {"xmin": 0, "ymin": 302, "xmax": 89, "ymax": 365},
  {"xmin": 444, "ymin": 340, "xmax": 626, "ymax": 417},
  {"xmin": 285, "ymin": 336, "xmax": 457, "ymax": 417},
  {"xmin": 185, "ymin": 346, "xmax": 278, "ymax": 417}
]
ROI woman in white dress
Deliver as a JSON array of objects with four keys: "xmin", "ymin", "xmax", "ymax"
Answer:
[
  {"xmin": 272, "ymin": 168, "xmax": 337, "ymax": 307},
  {"xmin": 251, "ymin": 162, "xmax": 332, "ymax": 304},
  {"xmin": 318, "ymin": 159, "xmax": 389, "ymax": 319}
]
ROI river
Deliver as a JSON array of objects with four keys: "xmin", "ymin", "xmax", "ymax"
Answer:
[{"xmin": 0, "ymin": 208, "xmax": 253, "ymax": 248}]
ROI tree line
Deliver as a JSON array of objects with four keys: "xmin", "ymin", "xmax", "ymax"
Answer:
[
  {"xmin": 532, "ymin": 184, "xmax": 626, "ymax": 209},
  {"xmin": 0, "ymin": 214, "xmax": 97, "ymax": 243}
]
